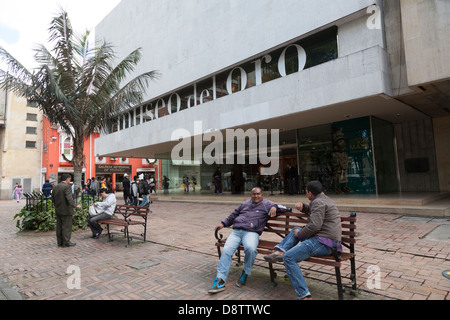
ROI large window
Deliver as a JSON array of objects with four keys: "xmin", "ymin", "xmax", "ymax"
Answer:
[{"xmin": 298, "ymin": 117, "xmax": 376, "ymax": 195}]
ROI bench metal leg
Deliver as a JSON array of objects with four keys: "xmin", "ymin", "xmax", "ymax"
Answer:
[
  {"xmin": 350, "ymin": 257, "xmax": 357, "ymax": 291},
  {"xmin": 125, "ymin": 227, "xmax": 130, "ymax": 247},
  {"xmin": 269, "ymin": 263, "xmax": 277, "ymax": 287},
  {"xmin": 335, "ymin": 267, "xmax": 344, "ymax": 300},
  {"xmin": 106, "ymin": 224, "xmax": 113, "ymax": 242},
  {"xmin": 142, "ymin": 223, "xmax": 147, "ymax": 242}
]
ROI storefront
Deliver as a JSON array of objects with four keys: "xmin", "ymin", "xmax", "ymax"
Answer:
[{"xmin": 159, "ymin": 116, "xmax": 400, "ymax": 195}]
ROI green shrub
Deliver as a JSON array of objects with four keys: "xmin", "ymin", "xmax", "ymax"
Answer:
[{"xmin": 14, "ymin": 198, "xmax": 91, "ymax": 232}]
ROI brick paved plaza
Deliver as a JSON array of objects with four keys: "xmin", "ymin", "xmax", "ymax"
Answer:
[{"xmin": 1, "ymin": 198, "xmax": 449, "ymax": 302}]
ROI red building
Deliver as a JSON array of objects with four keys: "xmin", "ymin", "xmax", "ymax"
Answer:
[{"xmin": 41, "ymin": 116, "xmax": 162, "ymax": 191}]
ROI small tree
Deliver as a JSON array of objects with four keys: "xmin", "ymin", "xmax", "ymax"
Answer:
[{"xmin": 0, "ymin": 9, "xmax": 159, "ymax": 194}]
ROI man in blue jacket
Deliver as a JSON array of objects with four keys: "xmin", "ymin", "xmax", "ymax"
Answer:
[{"xmin": 209, "ymin": 187, "xmax": 288, "ymax": 294}]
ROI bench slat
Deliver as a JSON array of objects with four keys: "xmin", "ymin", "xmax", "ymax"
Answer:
[
  {"xmin": 98, "ymin": 204, "xmax": 150, "ymax": 247},
  {"xmin": 214, "ymin": 210, "xmax": 357, "ymax": 300}
]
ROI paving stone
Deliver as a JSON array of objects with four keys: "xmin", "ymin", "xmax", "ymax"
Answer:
[{"xmin": 0, "ymin": 199, "xmax": 449, "ymax": 301}]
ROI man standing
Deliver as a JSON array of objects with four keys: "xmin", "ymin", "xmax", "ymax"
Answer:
[
  {"xmin": 122, "ymin": 174, "xmax": 131, "ymax": 204},
  {"xmin": 264, "ymin": 181, "xmax": 342, "ymax": 300},
  {"xmin": 52, "ymin": 174, "xmax": 82, "ymax": 248},
  {"xmin": 90, "ymin": 177, "xmax": 99, "ymax": 197},
  {"xmin": 286, "ymin": 164, "xmax": 298, "ymax": 195},
  {"xmin": 208, "ymin": 187, "xmax": 288, "ymax": 294},
  {"xmin": 139, "ymin": 176, "xmax": 150, "ymax": 207},
  {"xmin": 130, "ymin": 176, "xmax": 139, "ymax": 206}
]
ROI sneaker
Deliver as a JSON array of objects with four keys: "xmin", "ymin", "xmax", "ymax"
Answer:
[
  {"xmin": 236, "ymin": 271, "xmax": 248, "ymax": 287},
  {"xmin": 208, "ymin": 277, "xmax": 226, "ymax": 294},
  {"xmin": 263, "ymin": 251, "xmax": 284, "ymax": 263}
]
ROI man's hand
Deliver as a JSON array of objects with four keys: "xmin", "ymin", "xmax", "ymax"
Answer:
[
  {"xmin": 268, "ymin": 207, "xmax": 277, "ymax": 218},
  {"xmin": 295, "ymin": 202, "xmax": 304, "ymax": 212},
  {"xmin": 215, "ymin": 224, "xmax": 225, "ymax": 231},
  {"xmin": 293, "ymin": 228, "xmax": 301, "ymax": 238}
]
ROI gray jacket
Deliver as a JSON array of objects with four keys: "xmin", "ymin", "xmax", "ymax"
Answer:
[{"xmin": 298, "ymin": 193, "xmax": 342, "ymax": 242}]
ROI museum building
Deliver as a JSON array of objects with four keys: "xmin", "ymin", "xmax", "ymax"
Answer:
[{"xmin": 94, "ymin": 0, "xmax": 450, "ymax": 195}]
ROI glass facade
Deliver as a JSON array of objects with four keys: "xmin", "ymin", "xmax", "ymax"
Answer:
[{"xmin": 160, "ymin": 116, "xmax": 400, "ymax": 195}]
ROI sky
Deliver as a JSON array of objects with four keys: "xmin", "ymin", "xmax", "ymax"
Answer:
[{"xmin": 0, "ymin": 0, "xmax": 122, "ymax": 70}]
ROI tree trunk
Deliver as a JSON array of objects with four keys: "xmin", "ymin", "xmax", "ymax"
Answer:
[{"xmin": 72, "ymin": 133, "xmax": 85, "ymax": 202}]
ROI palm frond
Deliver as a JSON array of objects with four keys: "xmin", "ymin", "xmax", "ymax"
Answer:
[{"xmin": 0, "ymin": 46, "xmax": 34, "ymax": 92}]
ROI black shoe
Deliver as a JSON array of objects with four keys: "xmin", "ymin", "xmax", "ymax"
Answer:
[{"xmin": 62, "ymin": 242, "xmax": 76, "ymax": 248}]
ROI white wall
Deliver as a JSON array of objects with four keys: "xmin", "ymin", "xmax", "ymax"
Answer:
[
  {"xmin": 95, "ymin": 0, "xmax": 392, "ymax": 157},
  {"xmin": 96, "ymin": 0, "xmax": 382, "ymax": 100}
]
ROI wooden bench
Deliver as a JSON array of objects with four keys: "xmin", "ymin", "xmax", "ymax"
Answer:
[
  {"xmin": 215, "ymin": 210, "xmax": 357, "ymax": 300},
  {"xmin": 98, "ymin": 204, "xmax": 150, "ymax": 247}
]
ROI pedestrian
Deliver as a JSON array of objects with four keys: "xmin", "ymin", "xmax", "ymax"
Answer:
[
  {"xmin": 263, "ymin": 181, "xmax": 342, "ymax": 300},
  {"xmin": 90, "ymin": 177, "xmax": 99, "ymax": 197},
  {"xmin": 87, "ymin": 188, "xmax": 117, "ymax": 239},
  {"xmin": 51, "ymin": 174, "xmax": 82, "ymax": 248},
  {"xmin": 192, "ymin": 176, "xmax": 197, "ymax": 192},
  {"xmin": 149, "ymin": 174, "xmax": 156, "ymax": 194},
  {"xmin": 286, "ymin": 164, "xmax": 298, "ymax": 195},
  {"xmin": 183, "ymin": 174, "xmax": 189, "ymax": 193},
  {"xmin": 139, "ymin": 175, "xmax": 150, "ymax": 207},
  {"xmin": 163, "ymin": 176, "xmax": 170, "ymax": 194},
  {"xmin": 122, "ymin": 174, "xmax": 131, "ymax": 204},
  {"xmin": 208, "ymin": 187, "xmax": 288, "ymax": 294},
  {"xmin": 213, "ymin": 167, "xmax": 222, "ymax": 195},
  {"xmin": 42, "ymin": 180, "xmax": 53, "ymax": 197},
  {"xmin": 14, "ymin": 185, "xmax": 23, "ymax": 203},
  {"xmin": 130, "ymin": 175, "xmax": 139, "ymax": 206}
]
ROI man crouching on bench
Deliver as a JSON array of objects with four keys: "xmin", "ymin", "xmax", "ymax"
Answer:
[{"xmin": 209, "ymin": 187, "xmax": 288, "ymax": 294}]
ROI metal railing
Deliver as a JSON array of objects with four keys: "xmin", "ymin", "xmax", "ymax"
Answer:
[{"xmin": 24, "ymin": 192, "xmax": 98, "ymax": 216}]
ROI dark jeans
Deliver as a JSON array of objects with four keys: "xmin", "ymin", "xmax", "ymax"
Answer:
[{"xmin": 87, "ymin": 213, "xmax": 111, "ymax": 236}]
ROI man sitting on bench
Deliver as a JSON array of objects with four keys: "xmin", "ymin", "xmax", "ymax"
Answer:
[
  {"xmin": 87, "ymin": 188, "xmax": 117, "ymax": 239},
  {"xmin": 264, "ymin": 181, "xmax": 342, "ymax": 300},
  {"xmin": 208, "ymin": 187, "xmax": 288, "ymax": 294}
]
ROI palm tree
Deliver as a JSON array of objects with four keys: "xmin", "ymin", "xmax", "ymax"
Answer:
[{"xmin": 0, "ymin": 9, "xmax": 159, "ymax": 195}]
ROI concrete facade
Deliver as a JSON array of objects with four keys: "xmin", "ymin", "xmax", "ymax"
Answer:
[
  {"xmin": 95, "ymin": 0, "xmax": 450, "ymax": 194},
  {"xmin": 0, "ymin": 90, "xmax": 43, "ymax": 199}
]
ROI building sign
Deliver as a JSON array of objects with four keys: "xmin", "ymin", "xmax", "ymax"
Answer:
[
  {"xmin": 110, "ymin": 27, "xmax": 338, "ymax": 133},
  {"xmin": 96, "ymin": 164, "xmax": 132, "ymax": 175}
]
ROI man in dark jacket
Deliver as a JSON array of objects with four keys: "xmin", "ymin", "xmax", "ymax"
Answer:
[
  {"xmin": 208, "ymin": 187, "xmax": 288, "ymax": 294},
  {"xmin": 122, "ymin": 174, "xmax": 131, "ymax": 204},
  {"xmin": 264, "ymin": 180, "xmax": 342, "ymax": 300},
  {"xmin": 52, "ymin": 174, "xmax": 81, "ymax": 248}
]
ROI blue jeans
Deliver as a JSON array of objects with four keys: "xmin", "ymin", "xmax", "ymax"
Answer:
[
  {"xmin": 275, "ymin": 227, "xmax": 332, "ymax": 299},
  {"xmin": 139, "ymin": 194, "xmax": 149, "ymax": 207},
  {"xmin": 217, "ymin": 229, "xmax": 259, "ymax": 281}
]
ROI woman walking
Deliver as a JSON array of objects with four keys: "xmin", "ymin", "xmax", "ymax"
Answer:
[{"xmin": 14, "ymin": 185, "xmax": 23, "ymax": 203}]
